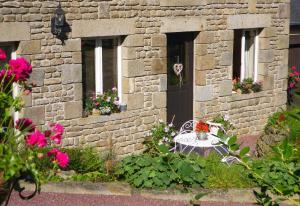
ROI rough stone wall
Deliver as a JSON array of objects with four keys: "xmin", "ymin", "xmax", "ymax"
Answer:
[{"xmin": 0, "ymin": 0, "xmax": 290, "ymax": 156}]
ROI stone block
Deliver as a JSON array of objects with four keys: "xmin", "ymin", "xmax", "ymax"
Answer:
[
  {"xmin": 258, "ymin": 63, "xmax": 268, "ymax": 76},
  {"xmin": 227, "ymin": 14, "xmax": 271, "ymax": 29},
  {"xmin": 28, "ymin": 69, "xmax": 44, "ymax": 87},
  {"xmin": 248, "ymin": 0, "xmax": 257, "ymax": 13},
  {"xmin": 195, "ymin": 31, "xmax": 214, "ymax": 44},
  {"xmin": 62, "ymin": 39, "xmax": 81, "ymax": 52},
  {"xmin": 160, "ymin": 0, "xmax": 206, "ymax": 6},
  {"xmin": 61, "ymin": 64, "xmax": 82, "ymax": 84},
  {"xmin": 22, "ymin": 93, "xmax": 32, "ymax": 107},
  {"xmin": 274, "ymin": 93, "xmax": 287, "ymax": 106},
  {"xmin": 194, "ymin": 102, "xmax": 206, "ymax": 118},
  {"xmin": 219, "ymin": 80, "xmax": 232, "ymax": 97},
  {"xmin": 151, "ymin": 58, "xmax": 167, "ymax": 74},
  {"xmin": 262, "ymin": 75, "xmax": 274, "ymax": 90},
  {"xmin": 219, "ymin": 52, "xmax": 233, "ymax": 66},
  {"xmin": 122, "ymin": 47, "xmax": 136, "ymax": 60},
  {"xmin": 72, "ymin": 18, "xmax": 136, "ymax": 38},
  {"xmin": 195, "ymin": 85, "xmax": 214, "ymax": 102},
  {"xmin": 195, "ymin": 54, "xmax": 215, "ymax": 70},
  {"xmin": 23, "ymin": 106, "xmax": 45, "ymax": 125},
  {"xmin": 160, "ymin": 17, "xmax": 206, "ymax": 33},
  {"xmin": 159, "ymin": 75, "xmax": 167, "ymax": 92},
  {"xmin": 278, "ymin": 35, "xmax": 289, "ymax": 49},
  {"xmin": 123, "ymin": 93, "xmax": 144, "ymax": 110},
  {"xmin": 17, "ymin": 40, "xmax": 41, "ymax": 55},
  {"xmin": 123, "ymin": 60, "xmax": 145, "ymax": 77},
  {"xmin": 153, "ymin": 92, "xmax": 166, "ymax": 109},
  {"xmin": 122, "ymin": 78, "xmax": 135, "ymax": 94},
  {"xmin": 123, "ymin": 35, "xmax": 144, "ymax": 47},
  {"xmin": 195, "ymin": 70, "xmax": 206, "ymax": 86},
  {"xmin": 72, "ymin": 52, "xmax": 82, "ymax": 64},
  {"xmin": 260, "ymin": 28, "xmax": 276, "ymax": 38},
  {"xmin": 74, "ymin": 83, "xmax": 82, "ymax": 101},
  {"xmin": 219, "ymin": 30, "xmax": 234, "ymax": 41},
  {"xmin": 195, "ymin": 44, "xmax": 207, "ymax": 56},
  {"xmin": 278, "ymin": 64, "xmax": 288, "ymax": 79},
  {"xmin": 259, "ymin": 38, "xmax": 270, "ymax": 50},
  {"xmin": 64, "ymin": 101, "xmax": 82, "ymax": 120},
  {"xmin": 259, "ymin": 50, "xmax": 274, "ymax": 63},
  {"xmin": 151, "ymin": 34, "xmax": 166, "ymax": 47},
  {"xmin": 0, "ymin": 22, "xmax": 30, "ymax": 42},
  {"xmin": 278, "ymin": 3, "xmax": 290, "ymax": 19},
  {"xmin": 98, "ymin": 2, "xmax": 110, "ymax": 18}
]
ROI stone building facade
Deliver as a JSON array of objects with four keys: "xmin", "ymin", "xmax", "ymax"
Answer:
[{"xmin": 0, "ymin": 0, "xmax": 290, "ymax": 156}]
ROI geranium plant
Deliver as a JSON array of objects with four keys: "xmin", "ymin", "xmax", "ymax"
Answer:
[
  {"xmin": 84, "ymin": 88, "xmax": 120, "ymax": 115},
  {"xmin": 232, "ymin": 78, "xmax": 262, "ymax": 94},
  {"xmin": 195, "ymin": 120, "xmax": 209, "ymax": 133},
  {"xmin": 288, "ymin": 66, "xmax": 300, "ymax": 105},
  {"xmin": 0, "ymin": 49, "xmax": 69, "ymax": 204}
]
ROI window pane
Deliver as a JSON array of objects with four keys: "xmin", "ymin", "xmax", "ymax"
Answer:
[
  {"xmin": 82, "ymin": 40, "xmax": 96, "ymax": 99},
  {"xmin": 233, "ymin": 30, "xmax": 242, "ymax": 79},
  {"xmin": 0, "ymin": 45, "xmax": 12, "ymax": 69},
  {"xmin": 102, "ymin": 39, "xmax": 118, "ymax": 92},
  {"xmin": 244, "ymin": 30, "xmax": 256, "ymax": 79}
]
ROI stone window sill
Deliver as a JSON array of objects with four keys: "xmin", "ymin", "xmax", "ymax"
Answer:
[
  {"xmin": 78, "ymin": 111, "xmax": 134, "ymax": 126},
  {"xmin": 230, "ymin": 91, "xmax": 265, "ymax": 102}
]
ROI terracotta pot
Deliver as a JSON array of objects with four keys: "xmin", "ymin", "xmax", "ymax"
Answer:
[{"xmin": 0, "ymin": 173, "xmax": 11, "ymax": 206}]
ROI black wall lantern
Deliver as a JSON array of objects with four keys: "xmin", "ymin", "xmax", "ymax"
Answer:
[{"xmin": 51, "ymin": 2, "xmax": 66, "ymax": 40}]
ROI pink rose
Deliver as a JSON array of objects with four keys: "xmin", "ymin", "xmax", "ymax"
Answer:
[
  {"xmin": 294, "ymin": 71, "xmax": 299, "ymax": 76},
  {"xmin": 289, "ymin": 73, "xmax": 295, "ymax": 77},
  {"xmin": 51, "ymin": 123, "xmax": 64, "ymax": 135},
  {"xmin": 26, "ymin": 130, "xmax": 47, "ymax": 148},
  {"xmin": 9, "ymin": 57, "xmax": 32, "ymax": 81},
  {"xmin": 51, "ymin": 134, "xmax": 62, "ymax": 144},
  {"xmin": 292, "ymin": 66, "xmax": 297, "ymax": 71},
  {"xmin": 48, "ymin": 148, "xmax": 69, "ymax": 168},
  {"xmin": 0, "ymin": 49, "xmax": 6, "ymax": 61},
  {"xmin": 290, "ymin": 83, "xmax": 296, "ymax": 88}
]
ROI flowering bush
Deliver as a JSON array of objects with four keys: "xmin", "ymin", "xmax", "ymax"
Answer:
[
  {"xmin": 288, "ymin": 66, "xmax": 300, "ymax": 105},
  {"xmin": 0, "ymin": 49, "xmax": 69, "ymax": 197},
  {"xmin": 232, "ymin": 78, "xmax": 262, "ymax": 94},
  {"xmin": 195, "ymin": 120, "xmax": 209, "ymax": 133},
  {"xmin": 144, "ymin": 120, "xmax": 177, "ymax": 155},
  {"xmin": 84, "ymin": 88, "xmax": 120, "ymax": 115}
]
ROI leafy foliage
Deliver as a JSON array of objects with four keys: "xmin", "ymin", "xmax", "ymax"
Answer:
[
  {"xmin": 143, "ymin": 121, "xmax": 177, "ymax": 155},
  {"xmin": 116, "ymin": 153, "xmax": 206, "ymax": 189},
  {"xmin": 232, "ymin": 78, "xmax": 262, "ymax": 94}
]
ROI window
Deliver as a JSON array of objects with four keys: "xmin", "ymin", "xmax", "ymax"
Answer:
[
  {"xmin": 233, "ymin": 29, "xmax": 259, "ymax": 82},
  {"xmin": 82, "ymin": 38, "xmax": 122, "ymax": 101}
]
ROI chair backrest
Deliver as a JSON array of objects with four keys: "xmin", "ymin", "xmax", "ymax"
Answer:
[{"xmin": 179, "ymin": 120, "xmax": 198, "ymax": 133}]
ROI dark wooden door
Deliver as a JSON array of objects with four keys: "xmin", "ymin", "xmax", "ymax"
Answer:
[
  {"xmin": 289, "ymin": 26, "xmax": 300, "ymax": 105},
  {"xmin": 167, "ymin": 33, "xmax": 195, "ymax": 129}
]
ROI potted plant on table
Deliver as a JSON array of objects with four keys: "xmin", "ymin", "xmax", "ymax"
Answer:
[
  {"xmin": 195, "ymin": 120, "xmax": 209, "ymax": 140},
  {"xmin": 0, "ymin": 49, "xmax": 69, "ymax": 205}
]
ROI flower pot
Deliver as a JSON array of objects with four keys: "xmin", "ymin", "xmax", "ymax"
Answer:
[
  {"xmin": 92, "ymin": 109, "xmax": 100, "ymax": 116},
  {"xmin": 196, "ymin": 132, "xmax": 207, "ymax": 140},
  {"xmin": 0, "ymin": 173, "xmax": 11, "ymax": 206}
]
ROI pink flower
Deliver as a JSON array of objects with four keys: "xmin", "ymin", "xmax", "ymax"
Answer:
[
  {"xmin": 294, "ymin": 71, "xmax": 299, "ymax": 76},
  {"xmin": 26, "ymin": 130, "xmax": 47, "ymax": 148},
  {"xmin": 48, "ymin": 148, "xmax": 69, "ymax": 168},
  {"xmin": 292, "ymin": 66, "xmax": 297, "ymax": 71},
  {"xmin": 112, "ymin": 87, "xmax": 117, "ymax": 92},
  {"xmin": 51, "ymin": 134, "xmax": 62, "ymax": 144},
  {"xmin": 289, "ymin": 73, "xmax": 295, "ymax": 77},
  {"xmin": 15, "ymin": 118, "xmax": 35, "ymax": 132},
  {"xmin": 9, "ymin": 57, "xmax": 32, "ymax": 81},
  {"xmin": 290, "ymin": 83, "xmax": 296, "ymax": 88},
  {"xmin": 0, "ymin": 49, "xmax": 6, "ymax": 61},
  {"xmin": 51, "ymin": 123, "xmax": 64, "ymax": 135},
  {"xmin": 114, "ymin": 100, "xmax": 119, "ymax": 106}
]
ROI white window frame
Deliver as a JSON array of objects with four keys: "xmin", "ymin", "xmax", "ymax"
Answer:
[
  {"xmin": 240, "ymin": 29, "xmax": 259, "ymax": 82},
  {"xmin": 94, "ymin": 37, "xmax": 122, "ymax": 102}
]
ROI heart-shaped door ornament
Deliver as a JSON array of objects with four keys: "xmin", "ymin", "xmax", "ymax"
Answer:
[{"xmin": 173, "ymin": 63, "xmax": 183, "ymax": 76}]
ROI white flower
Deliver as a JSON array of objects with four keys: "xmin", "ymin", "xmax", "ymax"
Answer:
[
  {"xmin": 162, "ymin": 137, "xmax": 168, "ymax": 142},
  {"xmin": 158, "ymin": 140, "xmax": 163, "ymax": 145},
  {"xmin": 148, "ymin": 132, "xmax": 152, "ymax": 136},
  {"xmin": 171, "ymin": 132, "xmax": 176, "ymax": 137},
  {"xmin": 112, "ymin": 87, "xmax": 117, "ymax": 92},
  {"xmin": 168, "ymin": 123, "xmax": 174, "ymax": 128},
  {"xmin": 224, "ymin": 114, "xmax": 230, "ymax": 121},
  {"xmin": 114, "ymin": 100, "xmax": 119, "ymax": 105},
  {"xmin": 164, "ymin": 127, "xmax": 169, "ymax": 133},
  {"xmin": 106, "ymin": 97, "xmax": 111, "ymax": 102}
]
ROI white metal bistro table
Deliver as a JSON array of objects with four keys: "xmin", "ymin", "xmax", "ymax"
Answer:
[{"xmin": 173, "ymin": 132, "xmax": 223, "ymax": 156}]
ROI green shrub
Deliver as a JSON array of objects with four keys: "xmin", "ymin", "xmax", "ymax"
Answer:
[
  {"xmin": 71, "ymin": 171, "xmax": 111, "ymax": 182},
  {"xmin": 116, "ymin": 153, "xmax": 206, "ymax": 189}
]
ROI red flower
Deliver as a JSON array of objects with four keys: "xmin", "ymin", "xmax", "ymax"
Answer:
[
  {"xmin": 15, "ymin": 118, "xmax": 35, "ymax": 132},
  {"xmin": 290, "ymin": 83, "xmax": 296, "ymax": 88},
  {"xmin": 26, "ymin": 130, "xmax": 47, "ymax": 148},
  {"xmin": 195, "ymin": 120, "xmax": 209, "ymax": 133},
  {"xmin": 0, "ymin": 49, "xmax": 6, "ymax": 61},
  {"xmin": 289, "ymin": 73, "xmax": 295, "ymax": 77},
  {"xmin": 48, "ymin": 148, "xmax": 69, "ymax": 168},
  {"xmin": 278, "ymin": 114, "xmax": 285, "ymax": 122},
  {"xmin": 292, "ymin": 66, "xmax": 297, "ymax": 71}
]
